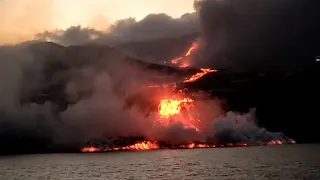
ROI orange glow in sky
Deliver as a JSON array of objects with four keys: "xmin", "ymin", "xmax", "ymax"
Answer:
[{"xmin": 0, "ymin": 0, "xmax": 195, "ymax": 44}]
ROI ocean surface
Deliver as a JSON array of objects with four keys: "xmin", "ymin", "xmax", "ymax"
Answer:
[{"xmin": 0, "ymin": 144, "xmax": 319, "ymax": 180}]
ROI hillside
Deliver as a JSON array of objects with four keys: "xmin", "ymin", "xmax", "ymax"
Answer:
[{"xmin": 1, "ymin": 39, "xmax": 320, "ymax": 155}]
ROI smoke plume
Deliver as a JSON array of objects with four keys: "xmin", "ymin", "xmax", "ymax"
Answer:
[
  {"xmin": 193, "ymin": 0, "xmax": 319, "ymax": 69},
  {"xmin": 36, "ymin": 13, "xmax": 200, "ymax": 46}
]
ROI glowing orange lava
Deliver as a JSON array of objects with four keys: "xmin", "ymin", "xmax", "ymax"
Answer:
[
  {"xmin": 267, "ymin": 139, "xmax": 296, "ymax": 146},
  {"xmin": 267, "ymin": 140, "xmax": 283, "ymax": 145},
  {"xmin": 81, "ymin": 140, "xmax": 297, "ymax": 153},
  {"xmin": 156, "ymin": 97, "xmax": 201, "ymax": 131},
  {"xmin": 81, "ymin": 146, "xmax": 100, "ymax": 153},
  {"xmin": 81, "ymin": 141, "xmax": 159, "ymax": 153},
  {"xmin": 170, "ymin": 42, "xmax": 199, "ymax": 68},
  {"xmin": 179, "ymin": 143, "xmax": 216, "ymax": 149},
  {"xmin": 171, "ymin": 57, "xmax": 183, "ymax": 65},
  {"xmin": 185, "ymin": 42, "xmax": 198, "ymax": 56},
  {"xmin": 158, "ymin": 98, "xmax": 194, "ymax": 119},
  {"xmin": 183, "ymin": 68, "xmax": 217, "ymax": 83},
  {"xmin": 124, "ymin": 141, "xmax": 159, "ymax": 150}
]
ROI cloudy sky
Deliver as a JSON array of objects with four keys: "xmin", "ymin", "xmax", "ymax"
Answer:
[{"xmin": 0, "ymin": 0, "xmax": 195, "ymax": 44}]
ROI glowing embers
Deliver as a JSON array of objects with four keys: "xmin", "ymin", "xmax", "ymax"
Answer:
[
  {"xmin": 80, "ymin": 140, "xmax": 298, "ymax": 153},
  {"xmin": 81, "ymin": 141, "xmax": 159, "ymax": 153},
  {"xmin": 81, "ymin": 142, "xmax": 249, "ymax": 153},
  {"xmin": 81, "ymin": 146, "xmax": 100, "ymax": 153},
  {"xmin": 183, "ymin": 68, "xmax": 217, "ymax": 83},
  {"xmin": 180, "ymin": 143, "xmax": 215, "ymax": 149},
  {"xmin": 267, "ymin": 139, "xmax": 296, "ymax": 145},
  {"xmin": 179, "ymin": 143, "xmax": 249, "ymax": 149},
  {"xmin": 118, "ymin": 141, "xmax": 159, "ymax": 151}
]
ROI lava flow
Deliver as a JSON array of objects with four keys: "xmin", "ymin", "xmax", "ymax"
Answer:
[
  {"xmin": 171, "ymin": 42, "xmax": 199, "ymax": 68},
  {"xmin": 157, "ymin": 97, "xmax": 200, "ymax": 131},
  {"xmin": 158, "ymin": 98, "xmax": 194, "ymax": 119},
  {"xmin": 80, "ymin": 39, "xmax": 297, "ymax": 153},
  {"xmin": 170, "ymin": 41, "xmax": 218, "ymax": 82},
  {"xmin": 183, "ymin": 68, "xmax": 217, "ymax": 83},
  {"xmin": 81, "ymin": 141, "xmax": 159, "ymax": 153}
]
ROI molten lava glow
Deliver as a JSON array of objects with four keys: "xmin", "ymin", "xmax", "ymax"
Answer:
[
  {"xmin": 156, "ymin": 97, "xmax": 200, "ymax": 131},
  {"xmin": 158, "ymin": 98, "xmax": 194, "ymax": 119},
  {"xmin": 125, "ymin": 141, "xmax": 159, "ymax": 150},
  {"xmin": 267, "ymin": 140, "xmax": 283, "ymax": 145},
  {"xmin": 185, "ymin": 42, "xmax": 198, "ymax": 56},
  {"xmin": 267, "ymin": 139, "xmax": 296, "ymax": 145},
  {"xmin": 81, "ymin": 140, "xmax": 297, "ymax": 153},
  {"xmin": 289, "ymin": 139, "xmax": 297, "ymax": 144},
  {"xmin": 81, "ymin": 141, "xmax": 159, "ymax": 153},
  {"xmin": 183, "ymin": 68, "xmax": 218, "ymax": 83},
  {"xmin": 171, "ymin": 57, "xmax": 183, "ymax": 65},
  {"xmin": 170, "ymin": 42, "xmax": 199, "ymax": 68},
  {"xmin": 81, "ymin": 146, "xmax": 101, "ymax": 153},
  {"xmin": 180, "ymin": 63, "xmax": 189, "ymax": 68},
  {"xmin": 180, "ymin": 143, "xmax": 217, "ymax": 149}
]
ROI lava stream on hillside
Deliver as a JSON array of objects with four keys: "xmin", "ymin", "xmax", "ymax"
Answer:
[
  {"xmin": 171, "ymin": 42, "xmax": 199, "ymax": 68},
  {"xmin": 81, "ymin": 41, "xmax": 296, "ymax": 153}
]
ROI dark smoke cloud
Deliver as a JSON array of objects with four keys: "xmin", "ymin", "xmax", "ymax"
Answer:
[
  {"xmin": 194, "ymin": 0, "xmax": 320, "ymax": 69},
  {"xmin": 36, "ymin": 13, "xmax": 200, "ymax": 46}
]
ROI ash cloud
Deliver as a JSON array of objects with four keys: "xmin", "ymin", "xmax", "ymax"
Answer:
[
  {"xmin": 36, "ymin": 13, "xmax": 200, "ymax": 46},
  {"xmin": 0, "ymin": 42, "xmax": 163, "ymax": 151},
  {"xmin": 193, "ymin": 0, "xmax": 320, "ymax": 69}
]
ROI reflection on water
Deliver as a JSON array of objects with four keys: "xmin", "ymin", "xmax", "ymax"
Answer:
[{"xmin": 0, "ymin": 144, "xmax": 319, "ymax": 180}]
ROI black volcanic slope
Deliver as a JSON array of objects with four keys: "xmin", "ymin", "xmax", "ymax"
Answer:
[
  {"xmin": 23, "ymin": 43, "xmax": 320, "ymax": 143},
  {"xmin": 1, "ymin": 41, "xmax": 320, "ymax": 155},
  {"xmin": 182, "ymin": 62, "xmax": 320, "ymax": 143}
]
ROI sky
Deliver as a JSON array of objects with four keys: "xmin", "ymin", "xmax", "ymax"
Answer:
[{"xmin": 0, "ymin": 0, "xmax": 195, "ymax": 44}]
